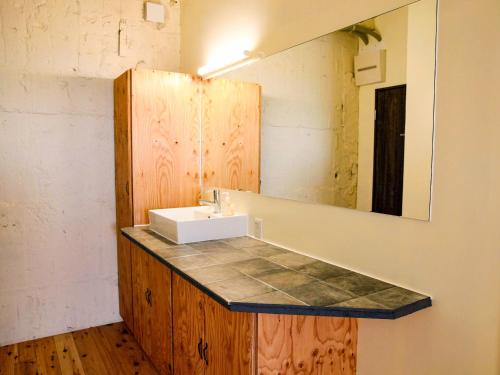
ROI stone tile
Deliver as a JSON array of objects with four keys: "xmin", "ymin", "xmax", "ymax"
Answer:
[
  {"xmin": 284, "ymin": 281, "xmax": 354, "ymax": 306},
  {"xmin": 121, "ymin": 226, "xmax": 432, "ymax": 316},
  {"xmin": 228, "ymin": 258, "xmax": 286, "ymax": 277},
  {"xmin": 138, "ymin": 238, "xmax": 173, "ymax": 251},
  {"xmin": 240, "ymin": 291, "xmax": 306, "ymax": 305},
  {"xmin": 189, "ymin": 240, "xmax": 236, "ymax": 252},
  {"xmin": 363, "ymin": 287, "xmax": 429, "ymax": 310},
  {"xmin": 154, "ymin": 246, "xmax": 201, "ymax": 260},
  {"xmin": 184, "ymin": 264, "xmax": 244, "ymax": 284},
  {"xmin": 324, "ymin": 273, "xmax": 393, "ymax": 297},
  {"xmin": 168, "ymin": 254, "xmax": 220, "ymax": 271},
  {"xmin": 244, "ymin": 245, "xmax": 290, "ymax": 258},
  {"xmin": 222, "ymin": 236, "xmax": 266, "ymax": 248},
  {"xmin": 143, "ymin": 229, "xmax": 178, "ymax": 244},
  {"xmin": 269, "ymin": 252, "xmax": 317, "ymax": 269},
  {"xmin": 257, "ymin": 269, "xmax": 314, "ymax": 290},
  {"xmin": 331, "ymin": 296, "xmax": 389, "ymax": 310},
  {"xmin": 295, "ymin": 261, "xmax": 353, "ymax": 280},
  {"xmin": 207, "ymin": 276, "xmax": 274, "ymax": 301},
  {"xmin": 206, "ymin": 250, "xmax": 257, "ymax": 264}
]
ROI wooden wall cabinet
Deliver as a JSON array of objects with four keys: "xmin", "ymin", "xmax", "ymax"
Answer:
[
  {"xmin": 172, "ymin": 273, "xmax": 256, "ymax": 375},
  {"xmin": 131, "ymin": 243, "xmax": 173, "ymax": 375},
  {"xmin": 114, "ymin": 69, "xmax": 203, "ymax": 331},
  {"xmin": 114, "ymin": 69, "xmax": 261, "ymax": 332},
  {"xmin": 202, "ymin": 78, "xmax": 261, "ymax": 193}
]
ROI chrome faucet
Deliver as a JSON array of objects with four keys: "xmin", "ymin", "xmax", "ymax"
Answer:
[{"xmin": 199, "ymin": 188, "xmax": 221, "ymax": 214}]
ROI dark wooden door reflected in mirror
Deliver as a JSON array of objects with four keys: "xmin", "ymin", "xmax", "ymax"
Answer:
[{"xmin": 372, "ymin": 85, "xmax": 406, "ymax": 216}]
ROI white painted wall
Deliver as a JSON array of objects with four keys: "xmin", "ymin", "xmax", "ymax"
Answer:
[
  {"xmin": 180, "ymin": 0, "xmax": 500, "ymax": 374},
  {"xmin": 0, "ymin": 0, "xmax": 180, "ymax": 345}
]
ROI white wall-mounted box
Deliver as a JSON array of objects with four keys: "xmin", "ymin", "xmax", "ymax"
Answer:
[
  {"xmin": 145, "ymin": 2, "xmax": 165, "ymax": 23},
  {"xmin": 354, "ymin": 49, "xmax": 386, "ymax": 86}
]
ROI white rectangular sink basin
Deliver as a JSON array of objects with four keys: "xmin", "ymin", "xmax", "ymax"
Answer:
[{"xmin": 148, "ymin": 206, "xmax": 248, "ymax": 244}]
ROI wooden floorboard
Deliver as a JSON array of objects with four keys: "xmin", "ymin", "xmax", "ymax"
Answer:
[{"xmin": 0, "ymin": 322, "xmax": 158, "ymax": 375}]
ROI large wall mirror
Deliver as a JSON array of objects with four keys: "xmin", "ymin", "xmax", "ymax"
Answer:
[{"xmin": 218, "ymin": 0, "xmax": 437, "ymax": 220}]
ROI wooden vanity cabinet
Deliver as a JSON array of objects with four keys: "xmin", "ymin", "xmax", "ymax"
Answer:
[
  {"xmin": 172, "ymin": 273, "xmax": 256, "ymax": 375},
  {"xmin": 113, "ymin": 69, "xmax": 261, "ymax": 336},
  {"xmin": 114, "ymin": 69, "xmax": 202, "ymax": 331},
  {"xmin": 131, "ymin": 243, "xmax": 173, "ymax": 375}
]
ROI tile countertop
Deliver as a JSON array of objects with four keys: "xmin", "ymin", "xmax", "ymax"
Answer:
[{"xmin": 122, "ymin": 226, "xmax": 431, "ymax": 319}]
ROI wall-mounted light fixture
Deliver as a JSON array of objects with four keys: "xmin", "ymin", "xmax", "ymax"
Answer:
[{"xmin": 197, "ymin": 50, "xmax": 264, "ymax": 79}]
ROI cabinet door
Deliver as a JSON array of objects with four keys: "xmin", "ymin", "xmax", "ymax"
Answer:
[
  {"xmin": 172, "ymin": 273, "xmax": 205, "ymax": 375},
  {"xmin": 202, "ymin": 78, "xmax": 261, "ymax": 193},
  {"xmin": 131, "ymin": 69, "xmax": 201, "ymax": 224},
  {"xmin": 148, "ymin": 252, "xmax": 173, "ymax": 374},
  {"xmin": 131, "ymin": 243, "xmax": 149, "ymax": 345},
  {"xmin": 132, "ymin": 244, "xmax": 173, "ymax": 374},
  {"xmin": 257, "ymin": 314, "xmax": 357, "ymax": 375},
  {"xmin": 204, "ymin": 295, "xmax": 256, "ymax": 375},
  {"xmin": 117, "ymin": 236, "xmax": 133, "ymax": 330}
]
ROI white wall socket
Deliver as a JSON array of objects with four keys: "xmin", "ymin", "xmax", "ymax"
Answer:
[
  {"xmin": 145, "ymin": 2, "xmax": 165, "ymax": 23},
  {"xmin": 253, "ymin": 218, "xmax": 263, "ymax": 239}
]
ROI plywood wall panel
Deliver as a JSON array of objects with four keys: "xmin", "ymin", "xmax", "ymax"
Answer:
[
  {"xmin": 113, "ymin": 71, "xmax": 134, "ymax": 328},
  {"xmin": 131, "ymin": 69, "xmax": 202, "ymax": 224},
  {"xmin": 172, "ymin": 274, "xmax": 206, "ymax": 375},
  {"xmin": 202, "ymin": 79, "xmax": 261, "ymax": 193},
  {"xmin": 258, "ymin": 314, "xmax": 357, "ymax": 375},
  {"xmin": 204, "ymin": 295, "xmax": 256, "ymax": 375}
]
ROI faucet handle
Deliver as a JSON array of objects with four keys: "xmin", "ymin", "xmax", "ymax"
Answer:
[{"xmin": 213, "ymin": 188, "xmax": 220, "ymax": 202}]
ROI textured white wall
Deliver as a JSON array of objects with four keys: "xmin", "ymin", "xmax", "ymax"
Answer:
[
  {"xmin": 181, "ymin": 0, "xmax": 500, "ymax": 374},
  {"xmin": 0, "ymin": 0, "xmax": 180, "ymax": 345}
]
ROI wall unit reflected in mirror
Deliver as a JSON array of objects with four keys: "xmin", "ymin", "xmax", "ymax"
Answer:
[{"xmin": 216, "ymin": 0, "xmax": 437, "ymax": 220}]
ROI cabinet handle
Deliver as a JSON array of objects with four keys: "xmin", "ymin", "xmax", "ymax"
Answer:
[
  {"xmin": 202, "ymin": 342, "xmax": 208, "ymax": 365},
  {"xmin": 197, "ymin": 338, "xmax": 203, "ymax": 360},
  {"xmin": 145, "ymin": 288, "xmax": 152, "ymax": 306}
]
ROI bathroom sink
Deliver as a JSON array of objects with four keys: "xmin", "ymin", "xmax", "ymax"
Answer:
[{"xmin": 148, "ymin": 206, "xmax": 248, "ymax": 244}]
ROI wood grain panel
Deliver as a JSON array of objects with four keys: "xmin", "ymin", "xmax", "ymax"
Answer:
[
  {"xmin": 172, "ymin": 273, "xmax": 205, "ymax": 375},
  {"xmin": 113, "ymin": 69, "xmax": 133, "ymax": 229},
  {"xmin": 202, "ymin": 78, "xmax": 261, "ymax": 193},
  {"xmin": 131, "ymin": 69, "xmax": 202, "ymax": 224},
  {"xmin": 204, "ymin": 295, "xmax": 256, "ymax": 375},
  {"xmin": 131, "ymin": 243, "xmax": 173, "ymax": 374},
  {"xmin": 148, "ymin": 255, "xmax": 173, "ymax": 375},
  {"xmin": 117, "ymin": 236, "xmax": 134, "ymax": 331},
  {"xmin": 131, "ymin": 243, "xmax": 150, "ymax": 352},
  {"xmin": 257, "ymin": 314, "xmax": 357, "ymax": 375},
  {"xmin": 114, "ymin": 70, "xmax": 135, "ymax": 328}
]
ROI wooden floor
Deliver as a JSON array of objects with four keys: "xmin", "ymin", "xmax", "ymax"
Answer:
[{"xmin": 0, "ymin": 322, "xmax": 158, "ymax": 375}]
